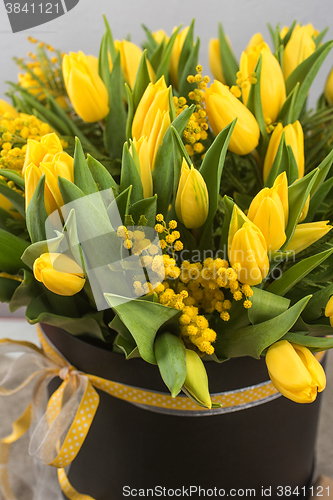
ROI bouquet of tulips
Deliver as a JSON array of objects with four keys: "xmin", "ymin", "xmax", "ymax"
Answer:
[{"xmin": 1, "ymin": 18, "xmax": 333, "ymax": 409}]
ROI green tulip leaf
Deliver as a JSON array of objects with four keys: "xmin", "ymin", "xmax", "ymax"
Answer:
[
  {"xmin": 98, "ymin": 31, "xmax": 111, "ymax": 87},
  {"xmin": 21, "ymin": 231, "xmax": 64, "ymax": 269},
  {"xmin": 280, "ymin": 21, "xmax": 297, "ymax": 47},
  {"xmin": 264, "ymin": 133, "xmax": 288, "ymax": 188},
  {"xmin": 104, "ymin": 294, "xmax": 182, "ymax": 364},
  {"xmin": 125, "ymin": 84, "xmax": 134, "ymax": 141},
  {"xmin": 26, "ymin": 294, "xmax": 106, "ymax": 341},
  {"xmin": 218, "ymin": 195, "xmax": 235, "ymax": 256},
  {"xmin": 171, "ymin": 126, "xmax": 192, "ymax": 193},
  {"xmin": 155, "ymin": 332, "xmax": 187, "ymax": 398},
  {"xmin": 128, "ymin": 195, "xmax": 157, "ymax": 228},
  {"xmin": 102, "ymin": 16, "xmax": 117, "ymax": 64},
  {"xmin": 248, "ymin": 287, "xmax": 290, "ymax": 324},
  {"xmin": 310, "ymin": 148, "xmax": 333, "ymax": 197},
  {"xmin": 0, "ymin": 229, "xmax": 29, "ymax": 274},
  {"xmin": 104, "ymin": 52, "xmax": 127, "ymax": 160},
  {"xmin": 0, "ymin": 180, "xmax": 25, "ymax": 218},
  {"xmin": 286, "ymin": 145, "xmax": 300, "ymax": 185},
  {"xmin": 267, "ymin": 247, "xmax": 333, "ymax": 296},
  {"xmin": 282, "ymin": 332, "xmax": 333, "ymax": 352},
  {"xmin": 282, "ymin": 168, "xmax": 319, "ymax": 249},
  {"xmin": 149, "ymin": 39, "xmax": 166, "ymax": 73},
  {"xmin": 26, "ymin": 175, "xmax": 47, "ymax": 243},
  {"xmin": 108, "ymin": 185, "xmax": 132, "ymax": 223},
  {"xmin": 177, "ymin": 19, "xmax": 195, "ymax": 85},
  {"xmin": 285, "ymin": 40, "xmax": 333, "ymax": 122},
  {"xmin": 178, "ymin": 36, "xmax": 200, "ymax": 98},
  {"xmin": 218, "ymin": 22, "xmax": 239, "ymax": 87},
  {"xmin": 115, "ymin": 333, "xmax": 140, "ymax": 359},
  {"xmin": 153, "ymin": 105, "xmax": 194, "ymax": 215},
  {"xmin": 155, "ymin": 25, "xmax": 182, "ymax": 82},
  {"xmin": 246, "ymin": 55, "xmax": 269, "ymax": 156},
  {"xmin": 132, "ymin": 50, "xmax": 152, "ymax": 109},
  {"xmin": 86, "ymin": 154, "xmax": 118, "ymax": 192},
  {"xmin": 120, "ymin": 143, "xmax": 144, "ymax": 203},
  {"xmin": 306, "ymin": 176, "xmax": 333, "ymax": 223},
  {"xmin": 278, "ymin": 82, "xmax": 299, "ymax": 126},
  {"xmin": 302, "ymin": 283, "xmax": 333, "ymax": 323},
  {"xmin": 0, "ymin": 275, "xmax": 20, "ymax": 303},
  {"xmin": 199, "ymin": 122, "xmax": 236, "ymax": 251},
  {"xmin": 0, "ymin": 170, "xmax": 25, "ymax": 190},
  {"xmin": 9, "ymin": 269, "xmax": 39, "ymax": 312},
  {"xmin": 214, "ymin": 295, "xmax": 311, "ymax": 359}
]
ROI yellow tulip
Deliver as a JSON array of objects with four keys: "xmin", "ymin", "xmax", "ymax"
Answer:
[
  {"xmin": 324, "ymin": 67, "xmax": 333, "ymax": 106},
  {"xmin": 208, "ymin": 39, "xmax": 226, "ymax": 84},
  {"xmin": 205, "ymin": 80, "xmax": 260, "ymax": 155},
  {"xmin": 23, "ymin": 132, "xmax": 64, "ymax": 175},
  {"xmin": 132, "ymin": 77, "xmax": 170, "ymax": 169},
  {"xmin": 283, "ymin": 25, "xmax": 316, "ymax": 81},
  {"xmin": 62, "ymin": 51, "xmax": 109, "ymax": 123},
  {"xmin": 285, "ymin": 221, "xmax": 332, "ymax": 254},
  {"xmin": 183, "ymin": 349, "xmax": 211, "ymax": 409},
  {"xmin": 169, "ymin": 26, "xmax": 190, "ymax": 89},
  {"xmin": 245, "ymin": 33, "xmax": 265, "ymax": 53},
  {"xmin": 266, "ymin": 340, "xmax": 326, "ymax": 403},
  {"xmin": 228, "ymin": 206, "xmax": 269, "ymax": 286},
  {"xmin": 114, "ymin": 40, "xmax": 155, "ymax": 90},
  {"xmin": 152, "ymin": 30, "xmax": 169, "ymax": 45},
  {"xmin": 240, "ymin": 42, "xmax": 286, "ymax": 124},
  {"xmin": 263, "ymin": 121, "xmax": 304, "ymax": 181},
  {"xmin": 0, "ymin": 99, "xmax": 19, "ymax": 117},
  {"xmin": 247, "ymin": 172, "xmax": 288, "ymax": 251},
  {"xmin": 325, "ymin": 296, "xmax": 333, "ymax": 327},
  {"xmin": 129, "ymin": 137, "xmax": 153, "ymax": 198},
  {"xmin": 175, "ymin": 158, "xmax": 209, "ymax": 229},
  {"xmin": 33, "ymin": 253, "xmax": 85, "ymax": 296}
]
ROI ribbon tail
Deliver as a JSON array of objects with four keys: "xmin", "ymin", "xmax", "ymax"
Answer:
[
  {"xmin": 58, "ymin": 468, "xmax": 96, "ymax": 500},
  {"xmin": 0, "ymin": 404, "xmax": 32, "ymax": 500}
]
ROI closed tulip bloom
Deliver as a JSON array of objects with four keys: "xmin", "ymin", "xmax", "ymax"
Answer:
[
  {"xmin": 175, "ymin": 159, "xmax": 209, "ymax": 229},
  {"xmin": 130, "ymin": 137, "xmax": 153, "ymax": 198},
  {"xmin": 245, "ymin": 33, "xmax": 265, "ymax": 53},
  {"xmin": 183, "ymin": 349, "xmax": 212, "ymax": 409},
  {"xmin": 152, "ymin": 30, "xmax": 169, "ymax": 45},
  {"xmin": 169, "ymin": 26, "xmax": 190, "ymax": 89},
  {"xmin": 247, "ymin": 172, "xmax": 288, "ymax": 251},
  {"xmin": 0, "ymin": 99, "xmax": 19, "ymax": 117},
  {"xmin": 25, "ymin": 163, "xmax": 56, "ymax": 216},
  {"xmin": 23, "ymin": 133, "xmax": 64, "ymax": 175},
  {"xmin": 208, "ymin": 39, "xmax": 226, "ymax": 84},
  {"xmin": 240, "ymin": 43, "xmax": 286, "ymax": 124},
  {"xmin": 33, "ymin": 253, "xmax": 85, "ymax": 296},
  {"xmin": 114, "ymin": 40, "xmax": 155, "ymax": 90},
  {"xmin": 263, "ymin": 121, "xmax": 304, "ymax": 181},
  {"xmin": 283, "ymin": 25, "xmax": 316, "ymax": 81},
  {"xmin": 205, "ymin": 80, "xmax": 260, "ymax": 155},
  {"xmin": 325, "ymin": 296, "xmax": 333, "ymax": 327},
  {"xmin": 132, "ymin": 76, "xmax": 169, "ymax": 139},
  {"xmin": 62, "ymin": 51, "xmax": 109, "ymax": 122},
  {"xmin": 286, "ymin": 221, "xmax": 332, "ymax": 254},
  {"xmin": 266, "ymin": 340, "xmax": 326, "ymax": 403},
  {"xmin": 324, "ymin": 67, "xmax": 333, "ymax": 106}
]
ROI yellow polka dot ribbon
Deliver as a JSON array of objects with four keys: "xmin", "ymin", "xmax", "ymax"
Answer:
[{"xmin": 0, "ymin": 325, "xmax": 326, "ymax": 500}]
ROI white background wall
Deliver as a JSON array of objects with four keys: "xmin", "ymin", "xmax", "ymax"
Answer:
[{"xmin": 0, "ymin": 0, "xmax": 332, "ymax": 107}]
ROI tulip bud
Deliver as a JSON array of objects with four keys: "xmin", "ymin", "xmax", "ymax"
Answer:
[
  {"xmin": 205, "ymin": 80, "xmax": 260, "ymax": 155},
  {"xmin": 23, "ymin": 132, "xmax": 64, "ymax": 175},
  {"xmin": 62, "ymin": 51, "xmax": 109, "ymax": 122},
  {"xmin": 183, "ymin": 349, "xmax": 212, "ymax": 409},
  {"xmin": 240, "ymin": 43, "xmax": 286, "ymax": 124},
  {"xmin": 283, "ymin": 25, "xmax": 316, "ymax": 81},
  {"xmin": 245, "ymin": 33, "xmax": 265, "ymax": 53},
  {"xmin": 298, "ymin": 194, "xmax": 310, "ymax": 223},
  {"xmin": 33, "ymin": 253, "xmax": 85, "ymax": 296},
  {"xmin": 208, "ymin": 39, "xmax": 226, "ymax": 84},
  {"xmin": 175, "ymin": 159, "xmax": 209, "ymax": 229},
  {"xmin": 169, "ymin": 27, "xmax": 190, "ymax": 90},
  {"xmin": 266, "ymin": 340, "xmax": 326, "ymax": 403},
  {"xmin": 152, "ymin": 30, "xmax": 169, "ymax": 45},
  {"xmin": 247, "ymin": 172, "xmax": 289, "ymax": 251},
  {"xmin": 263, "ymin": 121, "xmax": 304, "ymax": 182},
  {"xmin": 129, "ymin": 137, "xmax": 153, "ymax": 198},
  {"xmin": 324, "ymin": 67, "xmax": 333, "ymax": 106},
  {"xmin": 0, "ymin": 99, "xmax": 19, "ymax": 118},
  {"xmin": 325, "ymin": 296, "xmax": 333, "ymax": 327},
  {"xmin": 285, "ymin": 221, "xmax": 332, "ymax": 255},
  {"xmin": 228, "ymin": 206, "xmax": 269, "ymax": 286},
  {"xmin": 114, "ymin": 40, "xmax": 155, "ymax": 90}
]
